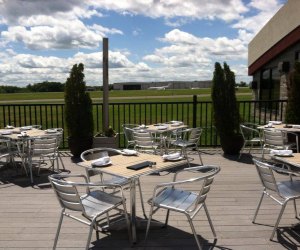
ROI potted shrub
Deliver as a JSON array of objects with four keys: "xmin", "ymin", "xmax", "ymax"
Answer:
[
  {"xmin": 93, "ymin": 126, "xmax": 119, "ymax": 148},
  {"xmin": 64, "ymin": 63, "xmax": 94, "ymax": 157},
  {"xmin": 211, "ymin": 62, "xmax": 243, "ymax": 155}
]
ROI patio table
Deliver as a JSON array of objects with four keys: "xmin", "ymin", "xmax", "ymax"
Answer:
[
  {"xmin": 271, "ymin": 152, "xmax": 300, "ymax": 169},
  {"xmin": 79, "ymin": 152, "xmax": 187, "ymax": 243},
  {"xmin": 0, "ymin": 127, "xmax": 49, "ymax": 183},
  {"xmin": 138, "ymin": 123, "xmax": 187, "ymax": 155}
]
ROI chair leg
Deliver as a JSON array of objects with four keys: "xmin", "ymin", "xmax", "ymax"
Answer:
[
  {"xmin": 164, "ymin": 209, "xmax": 170, "ymax": 227},
  {"xmin": 137, "ymin": 179, "xmax": 147, "ymax": 219},
  {"xmin": 187, "ymin": 215, "xmax": 202, "ymax": 250},
  {"xmin": 203, "ymin": 203, "xmax": 216, "ymax": 238},
  {"xmin": 293, "ymin": 200, "xmax": 298, "ymax": 218},
  {"xmin": 53, "ymin": 210, "xmax": 64, "ymax": 249},
  {"xmin": 253, "ymin": 191, "xmax": 265, "ymax": 223},
  {"xmin": 122, "ymin": 198, "xmax": 132, "ymax": 244},
  {"xmin": 270, "ymin": 202, "xmax": 287, "ymax": 240},
  {"xmin": 183, "ymin": 148, "xmax": 191, "ymax": 167},
  {"xmin": 239, "ymin": 142, "xmax": 246, "ymax": 159},
  {"xmin": 86, "ymin": 221, "xmax": 95, "ymax": 250},
  {"xmin": 145, "ymin": 204, "xmax": 155, "ymax": 241},
  {"xmin": 195, "ymin": 146, "xmax": 203, "ymax": 165}
]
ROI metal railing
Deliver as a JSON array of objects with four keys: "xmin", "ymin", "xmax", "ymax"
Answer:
[{"xmin": 0, "ymin": 96, "xmax": 287, "ymax": 148}]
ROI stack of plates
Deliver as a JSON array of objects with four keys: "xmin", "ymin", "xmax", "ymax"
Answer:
[
  {"xmin": 270, "ymin": 149, "xmax": 293, "ymax": 157},
  {"xmin": 162, "ymin": 152, "xmax": 183, "ymax": 161}
]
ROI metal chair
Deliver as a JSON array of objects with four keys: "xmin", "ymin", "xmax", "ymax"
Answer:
[
  {"xmin": 0, "ymin": 138, "xmax": 17, "ymax": 170},
  {"xmin": 122, "ymin": 124, "xmax": 139, "ymax": 148},
  {"xmin": 252, "ymin": 158, "xmax": 300, "ymax": 240},
  {"xmin": 30, "ymin": 136, "xmax": 59, "ymax": 175},
  {"xmin": 80, "ymin": 147, "xmax": 146, "ymax": 218},
  {"xmin": 262, "ymin": 129, "xmax": 298, "ymax": 158},
  {"xmin": 48, "ymin": 173, "xmax": 131, "ymax": 249},
  {"xmin": 239, "ymin": 123, "xmax": 262, "ymax": 158},
  {"xmin": 170, "ymin": 127, "xmax": 203, "ymax": 166},
  {"xmin": 145, "ymin": 165, "xmax": 220, "ymax": 250},
  {"xmin": 133, "ymin": 130, "xmax": 158, "ymax": 154}
]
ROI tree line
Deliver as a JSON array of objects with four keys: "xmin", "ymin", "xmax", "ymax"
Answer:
[{"xmin": 0, "ymin": 81, "xmax": 111, "ymax": 93}]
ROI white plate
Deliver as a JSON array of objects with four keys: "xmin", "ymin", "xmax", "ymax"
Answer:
[
  {"xmin": 0, "ymin": 130, "xmax": 12, "ymax": 135},
  {"xmin": 163, "ymin": 156, "xmax": 184, "ymax": 161},
  {"xmin": 5, "ymin": 125, "xmax": 14, "ymax": 129},
  {"xmin": 157, "ymin": 125, "xmax": 168, "ymax": 130},
  {"xmin": 271, "ymin": 150, "xmax": 293, "ymax": 157},
  {"xmin": 17, "ymin": 134, "xmax": 29, "ymax": 138},
  {"xmin": 20, "ymin": 126, "xmax": 32, "ymax": 130},
  {"xmin": 45, "ymin": 129, "xmax": 57, "ymax": 133},
  {"xmin": 269, "ymin": 121, "xmax": 282, "ymax": 125},
  {"xmin": 92, "ymin": 160, "xmax": 112, "ymax": 167},
  {"xmin": 122, "ymin": 149, "xmax": 138, "ymax": 156}
]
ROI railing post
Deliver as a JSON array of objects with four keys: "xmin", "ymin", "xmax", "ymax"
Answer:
[{"xmin": 192, "ymin": 95, "xmax": 197, "ymax": 128}]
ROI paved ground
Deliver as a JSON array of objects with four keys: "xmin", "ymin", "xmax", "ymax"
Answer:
[{"xmin": 0, "ymin": 149, "xmax": 299, "ymax": 249}]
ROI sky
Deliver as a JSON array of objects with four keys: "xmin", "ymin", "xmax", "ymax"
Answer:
[{"xmin": 0, "ymin": 0, "xmax": 287, "ymax": 87}]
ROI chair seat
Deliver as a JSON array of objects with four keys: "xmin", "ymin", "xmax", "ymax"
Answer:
[
  {"xmin": 150, "ymin": 187, "xmax": 198, "ymax": 212},
  {"xmin": 278, "ymin": 180, "xmax": 300, "ymax": 198},
  {"xmin": 81, "ymin": 190, "xmax": 124, "ymax": 217},
  {"xmin": 172, "ymin": 139, "xmax": 195, "ymax": 148}
]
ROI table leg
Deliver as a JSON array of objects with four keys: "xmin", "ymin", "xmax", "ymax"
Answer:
[{"xmin": 130, "ymin": 178, "xmax": 137, "ymax": 243}]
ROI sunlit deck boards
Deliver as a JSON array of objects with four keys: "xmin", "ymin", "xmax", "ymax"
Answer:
[{"xmin": 0, "ymin": 150, "xmax": 299, "ymax": 249}]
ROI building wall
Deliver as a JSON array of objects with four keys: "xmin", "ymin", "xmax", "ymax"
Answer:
[{"xmin": 248, "ymin": 0, "xmax": 300, "ymax": 67}]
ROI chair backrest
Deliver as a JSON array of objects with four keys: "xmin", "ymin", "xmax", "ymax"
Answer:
[
  {"xmin": 240, "ymin": 124, "xmax": 260, "ymax": 140},
  {"xmin": 263, "ymin": 129, "xmax": 286, "ymax": 147},
  {"xmin": 48, "ymin": 175, "xmax": 84, "ymax": 212},
  {"xmin": 31, "ymin": 137, "xmax": 58, "ymax": 156},
  {"xmin": 133, "ymin": 131, "xmax": 154, "ymax": 147},
  {"xmin": 186, "ymin": 165, "xmax": 220, "ymax": 212},
  {"xmin": 253, "ymin": 158, "xmax": 279, "ymax": 193},
  {"xmin": 80, "ymin": 147, "xmax": 121, "ymax": 162},
  {"xmin": 123, "ymin": 126, "xmax": 135, "ymax": 143},
  {"xmin": 187, "ymin": 127, "xmax": 202, "ymax": 144}
]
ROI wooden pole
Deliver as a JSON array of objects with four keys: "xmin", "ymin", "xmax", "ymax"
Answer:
[{"xmin": 102, "ymin": 37, "xmax": 109, "ymax": 132}]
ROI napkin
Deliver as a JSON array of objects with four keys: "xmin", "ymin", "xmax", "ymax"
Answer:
[
  {"xmin": 162, "ymin": 152, "xmax": 181, "ymax": 160},
  {"xmin": 123, "ymin": 149, "xmax": 137, "ymax": 155},
  {"xmin": 270, "ymin": 149, "xmax": 293, "ymax": 156},
  {"xmin": 269, "ymin": 121, "xmax": 282, "ymax": 125},
  {"xmin": 157, "ymin": 125, "xmax": 168, "ymax": 130},
  {"xmin": 92, "ymin": 156, "xmax": 111, "ymax": 166}
]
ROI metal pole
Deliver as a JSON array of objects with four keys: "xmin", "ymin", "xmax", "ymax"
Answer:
[{"xmin": 103, "ymin": 37, "xmax": 109, "ymax": 132}]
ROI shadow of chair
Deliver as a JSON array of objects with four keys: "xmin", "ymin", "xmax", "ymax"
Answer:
[
  {"xmin": 48, "ymin": 173, "xmax": 131, "ymax": 249},
  {"xmin": 252, "ymin": 158, "xmax": 300, "ymax": 240},
  {"xmin": 145, "ymin": 165, "xmax": 220, "ymax": 249}
]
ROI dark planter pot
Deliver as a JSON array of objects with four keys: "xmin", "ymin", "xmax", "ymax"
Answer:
[
  {"xmin": 220, "ymin": 133, "xmax": 244, "ymax": 155},
  {"xmin": 68, "ymin": 136, "xmax": 93, "ymax": 158},
  {"xmin": 93, "ymin": 134, "xmax": 119, "ymax": 149}
]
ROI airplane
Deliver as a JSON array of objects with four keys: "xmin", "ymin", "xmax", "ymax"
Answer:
[{"xmin": 148, "ymin": 83, "xmax": 172, "ymax": 90}]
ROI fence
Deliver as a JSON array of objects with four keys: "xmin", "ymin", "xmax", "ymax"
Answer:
[{"xmin": 0, "ymin": 96, "xmax": 287, "ymax": 148}]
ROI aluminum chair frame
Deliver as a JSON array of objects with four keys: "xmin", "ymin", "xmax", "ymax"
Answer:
[
  {"xmin": 122, "ymin": 124, "xmax": 139, "ymax": 148},
  {"xmin": 262, "ymin": 129, "xmax": 299, "ymax": 158},
  {"xmin": 145, "ymin": 165, "xmax": 220, "ymax": 250},
  {"xmin": 252, "ymin": 158, "xmax": 300, "ymax": 240},
  {"xmin": 239, "ymin": 123, "xmax": 262, "ymax": 158},
  {"xmin": 48, "ymin": 173, "xmax": 131, "ymax": 249},
  {"xmin": 80, "ymin": 147, "xmax": 147, "ymax": 218},
  {"xmin": 133, "ymin": 130, "xmax": 158, "ymax": 154},
  {"xmin": 170, "ymin": 127, "xmax": 203, "ymax": 166},
  {"xmin": 0, "ymin": 138, "xmax": 18, "ymax": 170},
  {"xmin": 30, "ymin": 136, "xmax": 59, "ymax": 175}
]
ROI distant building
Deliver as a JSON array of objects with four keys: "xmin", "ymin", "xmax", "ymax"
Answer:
[
  {"xmin": 248, "ymin": 0, "xmax": 300, "ymax": 101},
  {"xmin": 113, "ymin": 81, "xmax": 212, "ymax": 90}
]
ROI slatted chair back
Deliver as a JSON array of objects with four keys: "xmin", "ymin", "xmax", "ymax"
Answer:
[
  {"xmin": 253, "ymin": 158, "xmax": 279, "ymax": 193},
  {"xmin": 187, "ymin": 127, "xmax": 202, "ymax": 144},
  {"xmin": 122, "ymin": 124, "xmax": 138, "ymax": 148},
  {"xmin": 31, "ymin": 137, "xmax": 58, "ymax": 156},
  {"xmin": 263, "ymin": 129, "xmax": 286, "ymax": 147},
  {"xmin": 49, "ymin": 176, "xmax": 84, "ymax": 212}
]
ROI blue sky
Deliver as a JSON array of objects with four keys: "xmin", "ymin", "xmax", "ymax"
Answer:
[{"xmin": 0, "ymin": 0, "xmax": 287, "ymax": 86}]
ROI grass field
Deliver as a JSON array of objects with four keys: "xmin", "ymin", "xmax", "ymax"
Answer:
[{"xmin": 0, "ymin": 87, "xmax": 252, "ymax": 103}]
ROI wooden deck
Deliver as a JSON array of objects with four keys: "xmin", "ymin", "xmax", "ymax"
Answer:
[{"xmin": 1, "ymin": 149, "xmax": 300, "ymax": 249}]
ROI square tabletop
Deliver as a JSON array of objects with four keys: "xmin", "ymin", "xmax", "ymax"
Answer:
[
  {"xmin": 79, "ymin": 152, "xmax": 186, "ymax": 179},
  {"xmin": 272, "ymin": 153, "xmax": 300, "ymax": 168}
]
